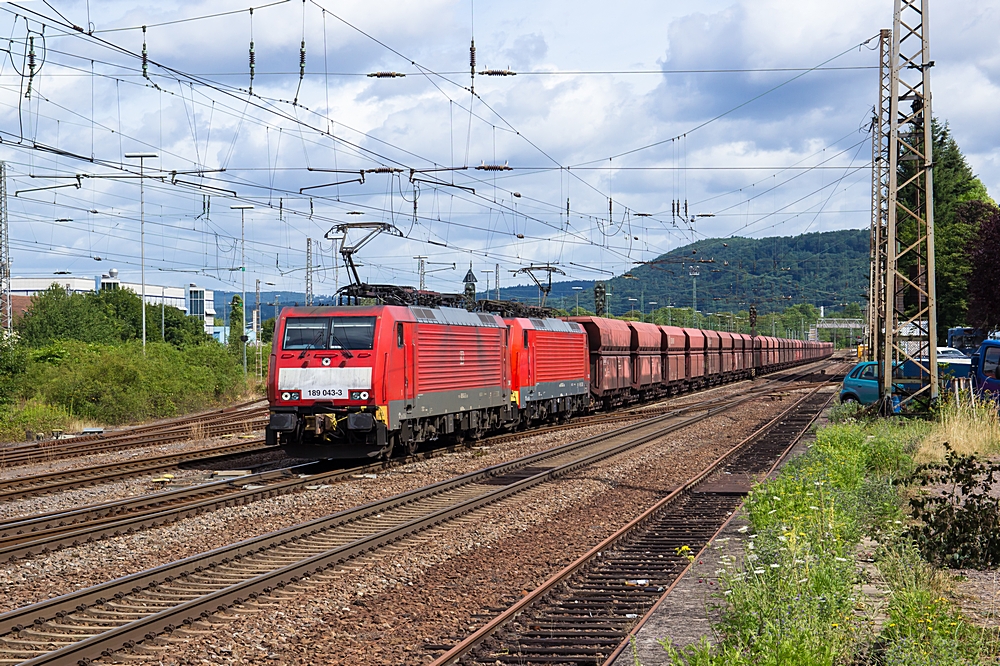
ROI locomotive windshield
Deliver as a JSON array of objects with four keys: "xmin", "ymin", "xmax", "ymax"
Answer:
[{"xmin": 282, "ymin": 316, "xmax": 376, "ymax": 350}]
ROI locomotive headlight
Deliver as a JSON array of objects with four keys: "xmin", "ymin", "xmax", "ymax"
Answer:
[
  {"xmin": 350, "ymin": 390, "xmax": 370, "ymax": 401},
  {"xmin": 291, "ymin": 392, "xmax": 301, "ymax": 400},
  {"xmin": 281, "ymin": 392, "xmax": 291, "ymax": 401}
]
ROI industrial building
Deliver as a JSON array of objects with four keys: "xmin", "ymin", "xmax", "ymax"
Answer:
[{"xmin": 10, "ymin": 270, "xmax": 216, "ymax": 335}]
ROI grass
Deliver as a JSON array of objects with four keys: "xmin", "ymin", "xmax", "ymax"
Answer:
[
  {"xmin": 917, "ymin": 398, "xmax": 1000, "ymax": 462},
  {"xmin": 0, "ymin": 398, "xmax": 97, "ymax": 443},
  {"xmin": 657, "ymin": 412, "xmax": 1000, "ymax": 666}
]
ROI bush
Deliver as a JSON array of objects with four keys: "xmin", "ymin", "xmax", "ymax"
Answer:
[
  {"xmin": 905, "ymin": 444, "xmax": 1000, "ymax": 569},
  {"xmin": 25, "ymin": 341, "xmax": 245, "ymax": 424}
]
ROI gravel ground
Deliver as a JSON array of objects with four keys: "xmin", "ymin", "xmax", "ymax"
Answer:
[
  {"xmin": 99, "ymin": 391, "xmax": 808, "ymax": 665},
  {"xmin": 0, "ymin": 434, "xmax": 275, "ymax": 522},
  {"xmin": 0, "ymin": 384, "xmax": 802, "ymax": 616}
]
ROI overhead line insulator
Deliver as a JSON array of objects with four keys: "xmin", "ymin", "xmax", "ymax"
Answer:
[
  {"xmin": 367, "ymin": 71, "xmax": 406, "ymax": 78},
  {"xmin": 479, "ymin": 69, "xmax": 516, "ymax": 77},
  {"xmin": 475, "ymin": 161, "xmax": 512, "ymax": 172}
]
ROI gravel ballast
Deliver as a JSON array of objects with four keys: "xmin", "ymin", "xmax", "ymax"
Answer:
[{"xmin": 98, "ymin": 391, "xmax": 810, "ymax": 665}]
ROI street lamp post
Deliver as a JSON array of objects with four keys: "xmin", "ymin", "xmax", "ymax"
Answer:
[
  {"xmin": 627, "ymin": 297, "xmax": 638, "ymax": 318},
  {"xmin": 124, "ymin": 152, "xmax": 158, "ymax": 354},
  {"xmin": 572, "ymin": 285, "xmax": 583, "ymax": 315},
  {"xmin": 231, "ymin": 205, "xmax": 254, "ymax": 376},
  {"xmin": 648, "ymin": 302, "xmax": 657, "ymax": 324}
]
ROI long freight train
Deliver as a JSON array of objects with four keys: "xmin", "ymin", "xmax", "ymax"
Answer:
[{"xmin": 266, "ymin": 305, "xmax": 832, "ymax": 458}]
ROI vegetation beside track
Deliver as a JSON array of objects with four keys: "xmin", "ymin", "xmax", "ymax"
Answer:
[
  {"xmin": 660, "ymin": 400, "xmax": 1000, "ymax": 665},
  {"xmin": 0, "ymin": 286, "xmax": 254, "ymax": 441}
]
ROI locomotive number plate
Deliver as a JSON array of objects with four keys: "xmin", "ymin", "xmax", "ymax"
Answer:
[{"xmin": 303, "ymin": 388, "xmax": 347, "ymax": 399}]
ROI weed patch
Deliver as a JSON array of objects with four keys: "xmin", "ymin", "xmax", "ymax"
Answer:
[{"xmin": 657, "ymin": 416, "xmax": 998, "ymax": 665}]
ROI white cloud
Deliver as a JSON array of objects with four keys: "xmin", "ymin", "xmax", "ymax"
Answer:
[{"xmin": 0, "ymin": 0, "xmax": 995, "ymax": 296}]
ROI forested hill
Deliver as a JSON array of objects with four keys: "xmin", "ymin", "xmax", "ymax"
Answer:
[{"xmin": 495, "ymin": 229, "xmax": 869, "ymax": 315}]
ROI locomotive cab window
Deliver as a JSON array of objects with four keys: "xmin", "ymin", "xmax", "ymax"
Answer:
[
  {"xmin": 397, "ymin": 323, "xmax": 404, "ymax": 347},
  {"xmin": 330, "ymin": 317, "xmax": 376, "ymax": 350},
  {"xmin": 283, "ymin": 318, "xmax": 329, "ymax": 350},
  {"xmin": 282, "ymin": 316, "xmax": 376, "ymax": 350},
  {"xmin": 523, "ymin": 330, "xmax": 529, "ymax": 348}
]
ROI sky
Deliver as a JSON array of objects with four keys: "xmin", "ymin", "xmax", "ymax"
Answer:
[{"xmin": 0, "ymin": 0, "xmax": 997, "ymax": 298}]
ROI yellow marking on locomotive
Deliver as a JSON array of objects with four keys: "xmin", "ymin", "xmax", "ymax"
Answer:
[
  {"xmin": 376, "ymin": 405, "xmax": 388, "ymax": 424},
  {"xmin": 511, "ymin": 390, "xmax": 519, "ymax": 404}
]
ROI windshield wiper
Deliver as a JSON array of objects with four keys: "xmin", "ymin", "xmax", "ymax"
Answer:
[
  {"xmin": 299, "ymin": 328, "xmax": 327, "ymax": 358},
  {"xmin": 330, "ymin": 327, "xmax": 355, "ymax": 358}
]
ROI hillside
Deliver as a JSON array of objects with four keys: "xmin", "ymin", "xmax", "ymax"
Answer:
[{"xmin": 494, "ymin": 229, "xmax": 869, "ymax": 315}]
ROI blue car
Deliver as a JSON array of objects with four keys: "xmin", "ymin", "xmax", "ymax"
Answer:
[{"xmin": 840, "ymin": 361, "xmax": 879, "ymax": 404}]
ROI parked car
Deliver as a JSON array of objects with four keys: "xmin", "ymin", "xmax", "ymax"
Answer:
[
  {"xmin": 840, "ymin": 361, "xmax": 879, "ymax": 405},
  {"xmin": 937, "ymin": 346, "xmax": 969, "ymax": 360}
]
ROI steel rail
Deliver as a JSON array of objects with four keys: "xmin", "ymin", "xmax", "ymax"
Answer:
[
  {"xmin": 428, "ymin": 383, "xmax": 837, "ymax": 665},
  {"xmin": 0, "ymin": 439, "xmax": 273, "ymax": 502},
  {"xmin": 0, "ymin": 367, "xmax": 837, "ymax": 561},
  {"xmin": 0, "ymin": 400, "xmax": 264, "ymax": 453},
  {"xmin": 0, "ymin": 409, "xmax": 267, "ymax": 467},
  {"xmin": 0, "ymin": 381, "xmax": 789, "ymax": 665}
]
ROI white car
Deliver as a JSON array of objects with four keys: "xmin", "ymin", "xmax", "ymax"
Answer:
[{"xmin": 936, "ymin": 346, "xmax": 971, "ymax": 365}]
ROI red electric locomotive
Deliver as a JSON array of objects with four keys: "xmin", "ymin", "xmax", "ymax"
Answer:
[
  {"xmin": 267, "ymin": 305, "xmax": 510, "ymax": 459},
  {"xmin": 506, "ymin": 316, "xmax": 590, "ymax": 425}
]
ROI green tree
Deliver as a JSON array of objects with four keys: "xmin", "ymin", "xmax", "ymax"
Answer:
[
  {"xmin": 16, "ymin": 285, "xmax": 124, "ymax": 345},
  {"xmin": 897, "ymin": 121, "xmax": 994, "ymax": 338},
  {"xmin": 261, "ymin": 317, "xmax": 275, "ymax": 344},
  {"xmin": 16, "ymin": 285, "xmax": 211, "ymax": 347},
  {"xmin": 227, "ymin": 295, "xmax": 244, "ymax": 359},
  {"xmin": 966, "ymin": 202, "xmax": 1000, "ymax": 332}
]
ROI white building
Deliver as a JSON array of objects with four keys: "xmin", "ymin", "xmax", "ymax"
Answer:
[{"xmin": 10, "ymin": 270, "xmax": 216, "ymax": 334}]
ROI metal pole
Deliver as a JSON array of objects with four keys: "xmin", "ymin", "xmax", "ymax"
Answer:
[
  {"xmin": 242, "ymin": 212, "xmax": 246, "ymax": 374},
  {"xmin": 140, "ymin": 161, "xmax": 146, "ymax": 353},
  {"xmin": 231, "ymin": 205, "xmax": 254, "ymax": 377},
  {"xmin": 881, "ymin": 0, "xmax": 938, "ymax": 408},
  {"xmin": 125, "ymin": 153, "xmax": 157, "ymax": 353},
  {"xmin": 305, "ymin": 238, "xmax": 313, "ymax": 306}
]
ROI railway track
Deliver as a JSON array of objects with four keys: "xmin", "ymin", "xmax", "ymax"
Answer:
[
  {"xmin": 0, "ymin": 438, "xmax": 273, "ymax": 503},
  {"xmin": 0, "ymin": 403, "xmax": 267, "ymax": 468},
  {"xmin": 0, "ymin": 364, "xmax": 841, "ymax": 562},
  {"xmin": 0, "ymin": 370, "xmax": 834, "ymax": 665},
  {"xmin": 429, "ymin": 384, "xmax": 836, "ymax": 666}
]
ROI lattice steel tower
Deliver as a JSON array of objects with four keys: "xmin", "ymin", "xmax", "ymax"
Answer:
[
  {"xmin": 305, "ymin": 237, "xmax": 313, "ymax": 306},
  {"xmin": 0, "ymin": 162, "xmax": 10, "ymax": 332},
  {"xmin": 867, "ymin": 29, "xmax": 891, "ymax": 362},
  {"xmin": 880, "ymin": 0, "xmax": 938, "ymax": 408}
]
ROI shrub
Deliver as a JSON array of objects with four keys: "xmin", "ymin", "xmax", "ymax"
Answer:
[{"xmin": 26, "ymin": 341, "xmax": 245, "ymax": 424}]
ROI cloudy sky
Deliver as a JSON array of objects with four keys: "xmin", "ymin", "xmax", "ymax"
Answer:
[{"xmin": 0, "ymin": 0, "xmax": 996, "ymax": 296}]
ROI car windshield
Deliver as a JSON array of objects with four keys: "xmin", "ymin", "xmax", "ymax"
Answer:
[{"xmin": 282, "ymin": 316, "xmax": 377, "ymax": 350}]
